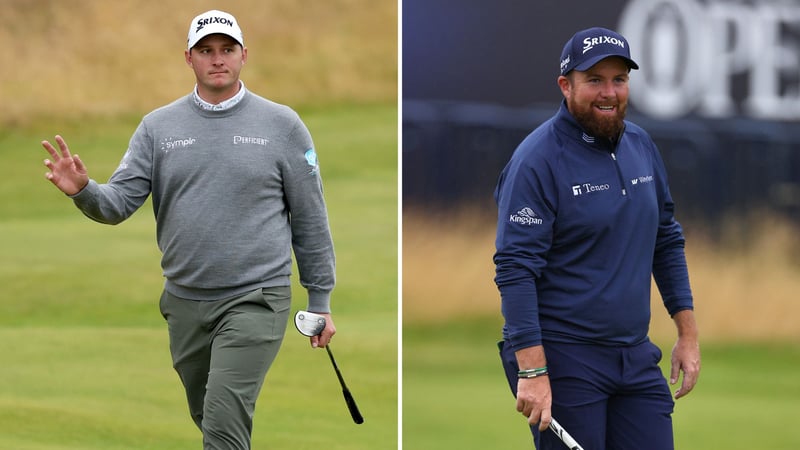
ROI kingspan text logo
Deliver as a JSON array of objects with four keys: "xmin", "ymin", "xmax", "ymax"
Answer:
[{"xmin": 509, "ymin": 207, "xmax": 543, "ymax": 226}]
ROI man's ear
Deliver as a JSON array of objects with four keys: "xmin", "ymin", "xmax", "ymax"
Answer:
[
  {"xmin": 557, "ymin": 75, "xmax": 571, "ymax": 99},
  {"xmin": 185, "ymin": 49, "xmax": 193, "ymax": 67}
]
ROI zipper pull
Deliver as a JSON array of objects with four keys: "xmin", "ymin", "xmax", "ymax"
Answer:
[{"xmin": 611, "ymin": 152, "xmax": 626, "ymax": 195}]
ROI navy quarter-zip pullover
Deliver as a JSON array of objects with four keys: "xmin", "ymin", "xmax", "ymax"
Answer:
[{"xmin": 494, "ymin": 101, "xmax": 693, "ymax": 352}]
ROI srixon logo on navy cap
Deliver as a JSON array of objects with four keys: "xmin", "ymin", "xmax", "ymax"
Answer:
[{"xmin": 581, "ymin": 35, "xmax": 627, "ymax": 54}]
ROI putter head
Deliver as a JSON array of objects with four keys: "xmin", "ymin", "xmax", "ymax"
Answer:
[{"xmin": 294, "ymin": 310, "xmax": 326, "ymax": 337}]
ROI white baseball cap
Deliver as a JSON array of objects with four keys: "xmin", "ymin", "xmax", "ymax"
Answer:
[{"xmin": 187, "ymin": 10, "xmax": 244, "ymax": 50}]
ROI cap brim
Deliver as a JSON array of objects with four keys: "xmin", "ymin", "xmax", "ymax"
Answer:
[
  {"xmin": 574, "ymin": 54, "xmax": 639, "ymax": 72},
  {"xmin": 188, "ymin": 27, "xmax": 243, "ymax": 49}
]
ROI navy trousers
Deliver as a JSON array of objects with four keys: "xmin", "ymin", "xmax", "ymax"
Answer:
[{"xmin": 499, "ymin": 339, "xmax": 675, "ymax": 450}]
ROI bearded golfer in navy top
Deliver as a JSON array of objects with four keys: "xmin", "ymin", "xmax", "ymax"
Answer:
[{"xmin": 494, "ymin": 27, "xmax": 700, "ymax": 449}]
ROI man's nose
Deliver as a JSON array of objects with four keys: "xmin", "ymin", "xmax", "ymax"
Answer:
[{"xmin": 599, "ymin": 81, "xmax": 616, "ymax": 97}]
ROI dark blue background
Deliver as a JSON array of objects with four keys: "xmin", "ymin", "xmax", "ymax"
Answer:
[{"xmin": 402, "ymin": 1, "xmax": 800, "ymax": 229}]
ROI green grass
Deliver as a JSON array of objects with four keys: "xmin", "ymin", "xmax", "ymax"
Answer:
[
  {"xmin": 8, "ymin": 103, "xmax": 800, "ymax": 450},
  {"xmin": 403, "ymin": 318, "xmax": 800, "ymax": 449},
  {"xmin": 0, "ymin": 104, "xmax": 397, "ymax": 449}
]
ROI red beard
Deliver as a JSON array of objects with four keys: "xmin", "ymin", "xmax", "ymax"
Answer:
[{"xmin": 568, "ymin": 98, "xmax": 627, "ymax": 141}]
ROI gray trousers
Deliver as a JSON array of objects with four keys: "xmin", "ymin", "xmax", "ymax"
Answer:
[{"xmin": 160, "ymin": 286, "xmax": 291, "ymax": 450}]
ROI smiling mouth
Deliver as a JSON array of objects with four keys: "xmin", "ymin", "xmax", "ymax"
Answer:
[{"xmin": 596, "ymin": 105, "xmax": 616, "ymax": 112}]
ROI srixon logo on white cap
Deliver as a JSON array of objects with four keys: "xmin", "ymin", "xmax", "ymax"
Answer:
[{"xmin": 195, "ymin": 16, "xmax": 235, "ymax": 33}]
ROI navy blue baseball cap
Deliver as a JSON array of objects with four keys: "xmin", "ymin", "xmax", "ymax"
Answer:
[{"xmin": 559, "ymin": 27, "xmax": 639, "ymax": 75}]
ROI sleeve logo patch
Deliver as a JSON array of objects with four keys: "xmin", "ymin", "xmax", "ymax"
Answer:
[
  {"xmin": 304, "ymin": 148, "xmax": 319, "ymax": 175},
  {"xmin": 509, "ymin": 207, "xmax": 543, "ymax": 226}
]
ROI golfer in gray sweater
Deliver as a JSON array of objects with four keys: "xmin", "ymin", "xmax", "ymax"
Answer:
[{"xmin": 41, "ymin": 10, "xmax": 335, "ymax": 449}]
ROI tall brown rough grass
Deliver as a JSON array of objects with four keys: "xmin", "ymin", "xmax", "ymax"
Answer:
[
  {"xmin": 403, "ymin": 209, "xmax": 800, "ymax": 343},
  {"xmin": 0, "ymin": 0, "xmax": 397, "ymax": 124}
]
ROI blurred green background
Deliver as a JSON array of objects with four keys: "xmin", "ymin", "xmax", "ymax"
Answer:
[
  {"xmin": 1, "ymin": 1, "xmax": 396, "ymax": 449},
  {"xmin": 5, "ymin": 1, "xmax": 800, "ymax": 449}
]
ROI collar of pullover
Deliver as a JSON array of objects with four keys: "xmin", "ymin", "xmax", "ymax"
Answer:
[{"xmin": 192, "ymin": 81, "xmax": 247, "ymax": 112}]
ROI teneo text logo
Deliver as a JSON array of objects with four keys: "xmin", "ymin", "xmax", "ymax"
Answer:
[
  {"xmin": 572, "ymin": 182, "xmax": 611, "ymax": 196},
  {"xmin": 631, "ymin": 175, "xmax": 654, "ymax": 186},
  {"xmin": 160, "ymin": 137, "xmax": 196, "ymax": 153},
  {"xmin": 509, "ymin": 207, "xmax": 543, "ymax": 226},
  {"xmin": 582, "ymin": 35, "xmax": 626, "ymax": 54},
  {"xmin": 196, "ymin": 16, "xmax": 234, "ymax": 32}
]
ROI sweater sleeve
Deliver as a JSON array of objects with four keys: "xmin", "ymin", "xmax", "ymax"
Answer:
[
  {"xmin": 70, "ymin": 121, "xmax": 153, "ymax": 225},
  {"xmin": 282, "ymin": 116, "xmax": 336, "ymax": 312},
  {"xmin": 651, "ymin": 146, "xmax": 694, "ymax": 316},
  {"xmin": 493, "ymin": 148, "xmax": 556, "ymax": 352}
]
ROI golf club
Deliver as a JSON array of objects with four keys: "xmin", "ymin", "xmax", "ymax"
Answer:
[
  {"xmin": 549, "ymin": 417, "xmax": 585, "ymax": 450},
  {"xmin": 294, "ymin": 311, "xmax": 364, "ymax": 424}
]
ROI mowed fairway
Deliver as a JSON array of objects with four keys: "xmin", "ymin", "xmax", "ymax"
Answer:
[
  {"xmin": 0, "ymin": 104, "xmax": 397, "ymax": 449},
  {"xmin": 403, "ymin": 320, "xmax": 800, "ymax": 450}
]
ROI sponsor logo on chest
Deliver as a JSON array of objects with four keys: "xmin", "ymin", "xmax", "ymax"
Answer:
[{"xmin": 572, "ymin": 182, "xmax": 611, "ymax": 196}]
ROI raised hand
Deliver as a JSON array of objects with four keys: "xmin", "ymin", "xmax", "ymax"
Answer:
[{"xmin": 42, "ymin": 135, "xmax": 89, "ymax": 195}]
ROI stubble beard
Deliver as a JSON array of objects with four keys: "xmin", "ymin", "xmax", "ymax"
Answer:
[{"xmin": 568, "ymin": 97, "xmax": 627, "ymax": 141}]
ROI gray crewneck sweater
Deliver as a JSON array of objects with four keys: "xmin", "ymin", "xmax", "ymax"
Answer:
[{"xmin": 71, "ymin": 90, "xmax": 335, "ymax": 311}]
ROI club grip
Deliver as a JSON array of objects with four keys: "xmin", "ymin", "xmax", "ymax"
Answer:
[
  {"xmin": 549, "ymin": 418, "xmax": 584, "ymax": 450},
  {"xmin": 342, "ymin": 388, "xmax": 364, "ymax": 424}
]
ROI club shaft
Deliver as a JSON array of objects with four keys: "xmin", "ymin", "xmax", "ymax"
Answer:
[
  {"xmin": 325, "ymin": 345, "xmax": 364, "ymax": 424},
  {"xmin": 549, "ymin": 417, "xmax": 584, "ymax": 450},
  {"xmin": 326, "ymin": 345, "xmax": 348, "ymax": 388}
]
